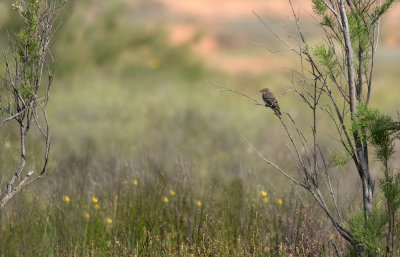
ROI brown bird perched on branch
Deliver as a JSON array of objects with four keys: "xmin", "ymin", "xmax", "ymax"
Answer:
[{"xmin": 260, "ymin": 88, "xmax": 282, "ymax": 117}]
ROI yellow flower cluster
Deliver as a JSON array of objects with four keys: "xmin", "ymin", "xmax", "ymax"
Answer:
[
  {"xmin": 260, "ymin": 190, "xmax": 283, "ymax": 205},
  {"xmin": 260, "ymin": 190, "xmax": 269, "ymax": 203},
  {"xmin": 162, "ymin": 189, "xmax": 176, "ymax": 203},
  {"xmin": 61, "ymin": 195, "xmax": 115, "ymax": 224},
  {"xmin": 91, "ymin": 197, "xmax": 100, "ymax": 209}
]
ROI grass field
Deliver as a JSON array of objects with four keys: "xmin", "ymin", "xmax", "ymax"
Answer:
[{"xmin": 1, "ymin": 0, "xmax": 400, "ymax": 256}]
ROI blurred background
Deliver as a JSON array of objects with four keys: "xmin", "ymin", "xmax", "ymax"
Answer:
[
  {"xmin": 0, "ymin": 0, "xmax": 399, "ymax": 212},
  {"xmin": 0, "ymin": 0, "xmax": 399, "ymax": 254}
]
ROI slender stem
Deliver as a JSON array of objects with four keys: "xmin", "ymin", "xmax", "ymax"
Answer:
[
  {"xmin": 240, "ymin": 132, "xmax": 304, "ymax": 187},
  {"xmin": 6, "ymin": 122, "xmax": 26, "ymax": 194},
  {"xmin": 339, "ymin": 0, "xmax": 357, "ymax": 117}
]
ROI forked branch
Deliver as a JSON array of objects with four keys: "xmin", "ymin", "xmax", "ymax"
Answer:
[{"xmin": 0, "ymin": 0, "xmax": 65, "ymax": 210}]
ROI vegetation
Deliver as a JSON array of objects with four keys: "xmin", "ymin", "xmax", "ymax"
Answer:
[
  {"xmin": 348, "ymin": 105, "xmax": 400, "ymax": 255},
  {"xmin": 0, "ymin": 0, "xmax": 399, "ymax": 256},
  {"xmin": 1, "ymin": 161, "xmax": 343, "ymax": 256},
  {"xmin": 0, "ymin": 0, "xmax": 66, "ymax": 208},
  {"xmin": 214, "ymin": 0, "xmax": 400, "ymax": 255}
]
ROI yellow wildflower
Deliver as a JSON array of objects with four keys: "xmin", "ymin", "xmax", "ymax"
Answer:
[
  {"xmin": 196, "ymin": 200, "xmax": 202, "ymax": 207},
  {"xmin": 169, "ymin": 190, "xmax": 176, "ymax": 196},
  {"xmin": 106, "ymin": 218, "xmax": 112, "ymax": 224},
  {"xmin": 163, "ymin": 196, "xmax": 169, "ymax": 203},
  {"xmin": 132, "ymin": 179, "xmax": 138, "ymax": 186},
  {"xmin": 261, "ymin": 190, "xmax": 267, "ymax": 197},
  {"xmin": 94, "ymin": 204, "xmax": 100, "ymax": 210},
  {"xmin": 263, "ymin": 197, "xmax": 269, "ymax": 203},
  {"xmin": 91, "ymin": 197, "xmax": 98, "ymax": 203},
  {"xmin": 63, "ymin": 195, "xmax": 70, "ymax": 203},
  {"xmin": 277, "ymin": 198, "xmax": 283, "ymax": 205},
  {"xmin": 84, "ymin": 212, "xmax": 90, "ymax": 219}
]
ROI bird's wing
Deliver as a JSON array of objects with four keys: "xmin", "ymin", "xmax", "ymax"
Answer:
[
  {"xmin": 264, "ymin": 92, "xmax": 277, "ymax": 104},
  {"xmin": 263, "ymin": 96, "xmax": 273, "ymax": 107}
]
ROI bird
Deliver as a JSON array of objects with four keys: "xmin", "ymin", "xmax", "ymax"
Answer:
[{"xmin": 260, "ymin": 88, "xmax": 282, "ymax": 117}]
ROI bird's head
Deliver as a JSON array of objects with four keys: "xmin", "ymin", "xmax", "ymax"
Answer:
[{"xmin": 259, "ymin": 88, "xmax": 269, "ymax": 93}]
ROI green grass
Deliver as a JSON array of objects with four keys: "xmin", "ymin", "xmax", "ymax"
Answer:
[{"xmin": 1, "ymin": 158, "xmax": 340, "ymax": 256}]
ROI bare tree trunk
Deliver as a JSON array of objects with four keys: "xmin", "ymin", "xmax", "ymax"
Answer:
[
  {"xmin": 339, "ymin": 0, "xmax": 374, "ymax": 218},
  {"xmin": 339, "ymin": 0, "xmax": 356, "ymax": 115},
  {"xmin": 360, "ymin": 167, "xmax": 374, "ymax": 218}
]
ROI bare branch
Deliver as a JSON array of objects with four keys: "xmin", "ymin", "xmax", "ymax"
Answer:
[
  {"xmin": 248, "ymin": 41, "xmax": 288, "ymax": 56},
  {"xmin": 206, "ymin": 80, "xmax": 265, "ymax": 106},
  {"xmin": 252, "ymin": 10, "xmax": 300, "ymax": 56},
  {"xmin": 0, "ymin": 109, "xmax": 25, "ymax": 128},
  {"xmin": 0, "ymin": 170, "xmax": 34, "ymax": 209},
  {"xmin": 321, "ymin": 0, "xmax": 344, "ymax": 30},
  {"xmin": 240, "ymin": 132, "xmax": 304, "ymax": 187},
  {"xmin": 339, "ymin": 0, "xmax": 357, "ymax": 116}
]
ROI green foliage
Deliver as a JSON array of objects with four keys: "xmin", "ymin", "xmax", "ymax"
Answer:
[
  {"xmin": 312, "ymin": 0, "xmax": 327, "ymax": 15},
  {"xmin": 12, "ymin": 0, "xmax": 42, "ymax": 100},
  {"xmin": 329, "ymin": 150, "xmax": 351, "ymax": 170},
  {"xmin": 347, "ymin": 203, "xmax": 388, "ymax": 255},
  {"xmin": 380, "ymin": 175, "xmax": 400, "ymax": 213},
  {"xmin": 14, "ymin": 0, "xmax": 40, "ymax": 63},
  {"xmin": 312, "ymin": 43, "xmax": 339, "ymax": 80},
  {"xmin": 320, "ymin": 15, "xmax": 334, "ymax": 29},
  {"xmin": 352, "ymin": 104, "xmax": 396, "ymax": 163},
  {"xmin": 348, "ymin": 10, "xmax": 371, "ymax": 73},
  {"xmin": 372, "ymin": 0, "xmax": 395, "ymax": 24},
  {"xmin": 347, "ymin": 173, "xmax": 400, "ymax": 256},
  {"xmin": 350, "ymin": 104, "xmax": 400, "ymax": 255},
  {"xmin": 21, "ymin": 84, "xmax": 34, "ymax": 100},
  {"xmin": 312, "ymin": 1, "xmax": 336, "ymax": 29}
]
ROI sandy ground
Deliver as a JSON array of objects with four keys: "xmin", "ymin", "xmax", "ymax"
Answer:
[
  {"xmin": 148, "ymin": 0, "xmax": 399, "ymax": 74},
  {"xmin": 158, "ymin": 0, "xmax": 313, "ymax": 22}
]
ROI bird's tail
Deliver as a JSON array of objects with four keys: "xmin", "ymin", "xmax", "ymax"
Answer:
[{"xmin": 274, "ymin": 107, "xmax": 282, "ymax": 117}]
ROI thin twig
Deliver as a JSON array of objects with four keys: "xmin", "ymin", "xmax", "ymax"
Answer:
[
  {"xmin": 240, "ymin": 132, "xmax": 304, "ymax": 187},
  {"xmin": 206, "ymin": 80, "xmax": 265, "ymax": 106}
]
